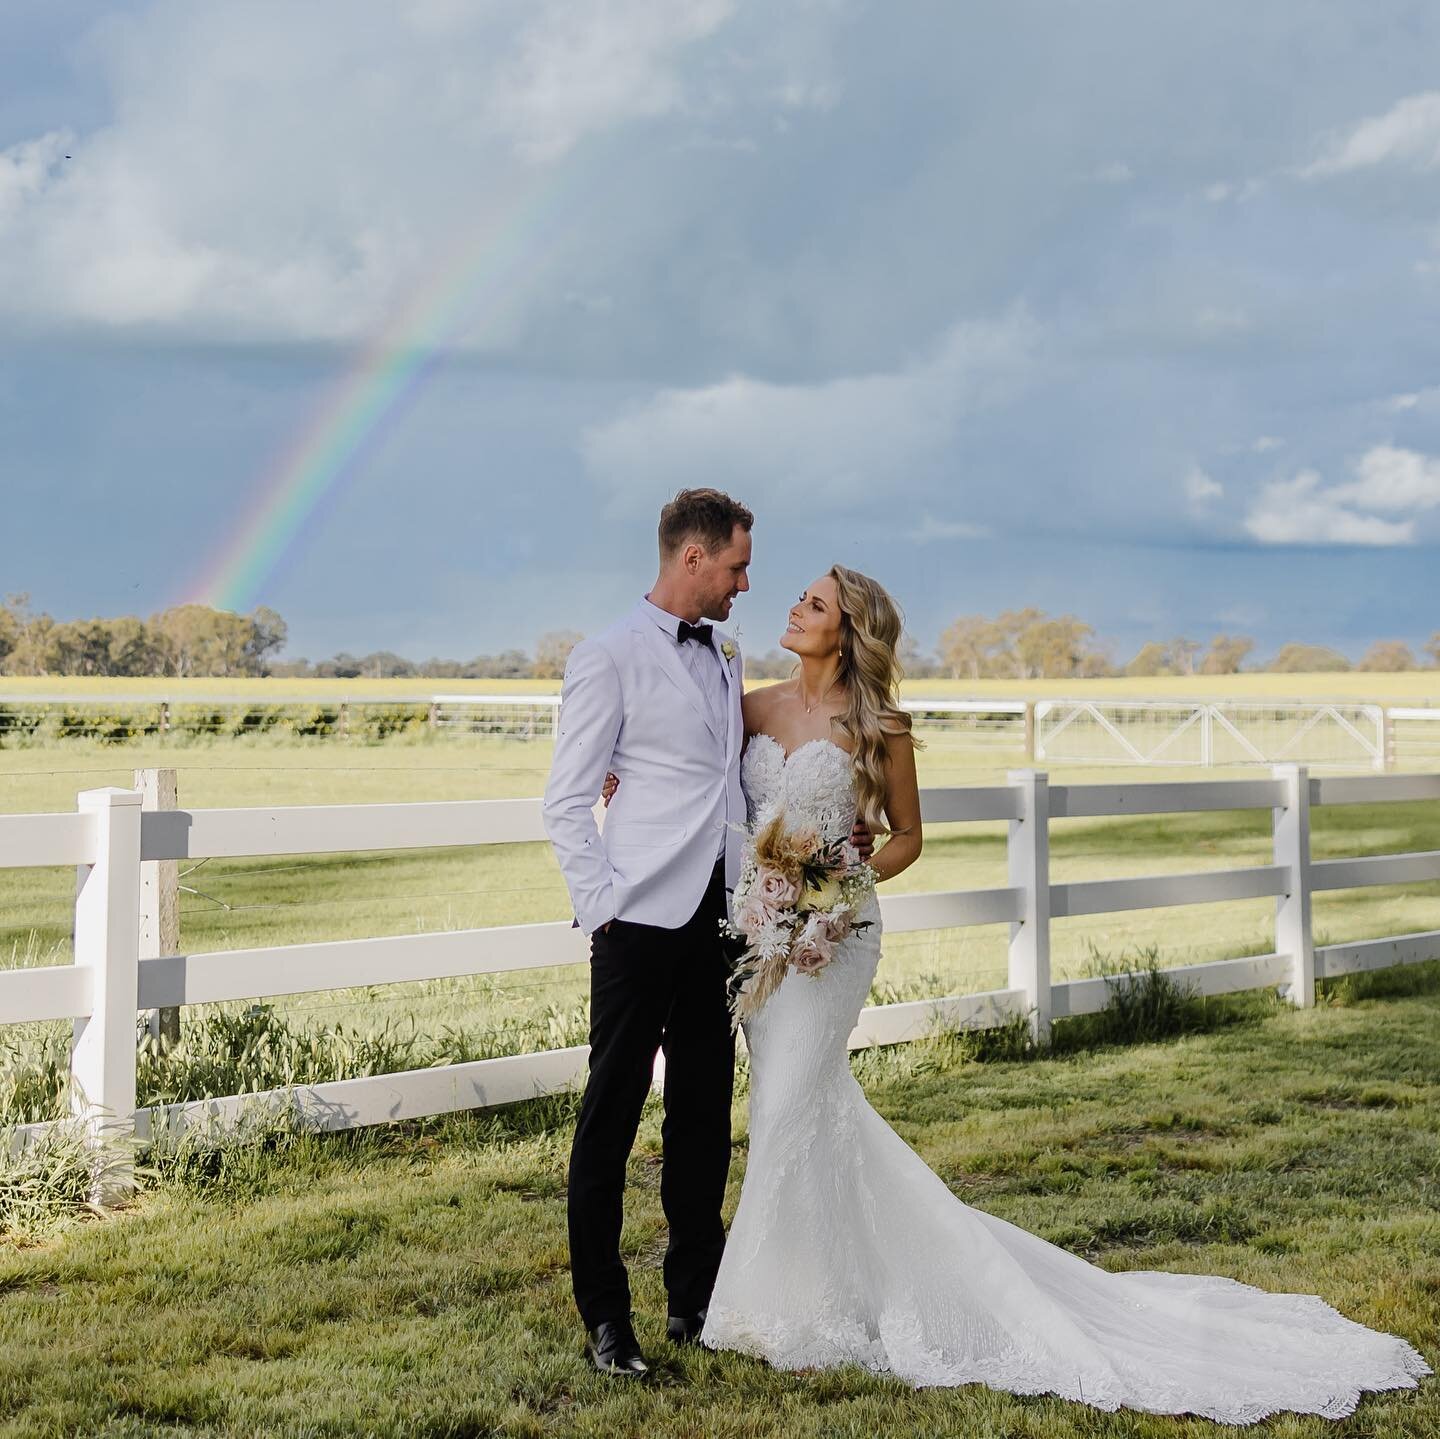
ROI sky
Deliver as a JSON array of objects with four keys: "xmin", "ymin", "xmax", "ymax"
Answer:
[{"xmin": 4, "ymin": 1, "xmax": 1440, "ymax": 666}]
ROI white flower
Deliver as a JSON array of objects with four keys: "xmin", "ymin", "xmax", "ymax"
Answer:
[{"xmin": 721, "ymin": 639, "xmax": 736, "ymax": 661}]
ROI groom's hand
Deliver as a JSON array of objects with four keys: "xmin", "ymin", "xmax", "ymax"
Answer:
[
  {"xmin": 851, "ymin": 817, "xmax": 874, "ymax": 861},
  {"xmin": 601, "ymin": 772, "xmax": 619, "ymax": 807}
]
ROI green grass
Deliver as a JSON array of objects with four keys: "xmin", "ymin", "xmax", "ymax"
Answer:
[{"xmin": 0, "ymin": 965, "xmax": 1436, "ymax": 1436}]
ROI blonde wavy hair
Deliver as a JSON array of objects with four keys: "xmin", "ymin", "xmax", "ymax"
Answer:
[{"xmin": 826, "ymin": 564, "xmax": 921, "ymax": 832}]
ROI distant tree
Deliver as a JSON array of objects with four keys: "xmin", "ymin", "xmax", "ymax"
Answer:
[
  {"xmin": 1425, "ymin": 632, "xmax": 1440, "ymax": 669},
  {"xmin": 1, "ymin": 593, "xmax": 54, "ymax": 676},
  {"xmin": 1357, "ymin": 640, "xmax": 1416, "ymax": 672},
  {"xmin": 533, "ymin": 631, "xmax": 583, "ymax": 680},
  {"xmin": 106, "ymin": 616, "xmax": 161, "ymax": 676},
  {"xmin": 1015, "ymin": 615, "xmax": 1096, "ymax": 678},
  {"xmin": 1167, "ymin": 636, "xmax": 1201, "ymax": 676},
  {"xmin": 1124, "ymin": 641, "xmax": 1173, "ymax": 677},
  {"xmin": 52, "ymin": 618, "xmax": 123, "ymax": 676},
  {"xmin": 0, "ymin": 603, "xmax": 15, "ymax": 671},
  {"xmin": 489, "ymin": 651, "xmax": 535, "ymax": 677},
  {"xmin": 1266, "ymin": 643, "xmax": 1352, "ymax": 673},
  {"xmin": 939, "ymin": 615, "xmax": 1002, "ymax": 680},
  {"xmin": 897, "ymin": 632, "xmax": 942, "ymax": 678},
  {"xmin": 1200, "ymin": 634, "xmax": 1255, "ymax": 675},
  {"xmin": 993, "ymin": 607, "xmax": 1046, "ymax": 678},
  {"xmin": 1076, "ymin": 646, "xmax": 1117, "ymax": 678},
  {"xmin": 315, "ymin": 652, "xmax": 363, "ymax": 679},
  {"xmin": 267, "ymin": 657, "xmax": 314, "ymax": 678},
  {"xmin": 244, "ymin": 606, "xmax": 288, "ymax": 674},
  {"xmin": 355, "ymin": 650, "xmax": 416, "ymax": 679}
]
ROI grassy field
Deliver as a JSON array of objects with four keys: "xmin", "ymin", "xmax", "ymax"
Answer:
[
  {"xmin": 0, "ymin": 966, "xmax": 1435, "ymax": 1437},
  {"xmin": 4, "ymin": 724, "xmax": 1440, "ymax": 1126}
]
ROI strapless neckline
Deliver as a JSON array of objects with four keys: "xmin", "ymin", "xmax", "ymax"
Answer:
[{"xmin": 746, "ymin": 733, "xmax": 852, "ymax": 766}]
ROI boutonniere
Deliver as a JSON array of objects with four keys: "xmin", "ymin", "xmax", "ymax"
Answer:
[{"xmin": 721, "ymin": 639, "xmax": 736, "ymax": 662}]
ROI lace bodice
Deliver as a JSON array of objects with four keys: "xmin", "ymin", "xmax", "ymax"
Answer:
[{"xmin": 740, "ymin": 735, "xmax": 857, "ymax": 842}]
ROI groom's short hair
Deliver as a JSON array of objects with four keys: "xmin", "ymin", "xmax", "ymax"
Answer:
[{"xmin": 659, "ymin": 488, "xmax": 754, "ymax": 558}]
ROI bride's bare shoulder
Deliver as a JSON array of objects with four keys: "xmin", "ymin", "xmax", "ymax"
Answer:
[{"xmin": 742, "ymin": 679, "xmax": 789, "ymax": 734}]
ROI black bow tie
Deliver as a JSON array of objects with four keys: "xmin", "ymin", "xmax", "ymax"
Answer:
[{"xmin": 676, "ymin": 620, "xmax": 714, "ymax": 647}]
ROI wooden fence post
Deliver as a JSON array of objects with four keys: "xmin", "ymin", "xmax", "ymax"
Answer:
[
  {"xmin": 136, "ymin": 768, "xmax": 180, "ymax": 1048},
  {"xmin": 1023, "ymin": 702, "xmax": 1035, "ymax": 761},
  {"xmin": 72, "ymin": 786, "xmax": 143, "ymax": 1205},
  {"xmin": 1382, "ymin": 708, "xmax": 1395, "ymax": 772},
  {"xmin": 1007, "ymin": 769, "xmax": 1052, "ymax": 1044},
  {"xmin": 1272, "ymin": 763, "xmax": 1315, "ymax": 1008}
]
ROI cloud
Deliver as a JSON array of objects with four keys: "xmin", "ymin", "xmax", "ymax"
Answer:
[
  {"xmin": 580, "ymin": 309, "xmax": 1040, "ymax": 503},
  {"xmin": 1239, "ymin": 445, "xmax": 1440, "ymax": 545},
  {"xmin": 1330, "ymin": 443, "xmax": 1440, "ymax": 512},
  {"xmin": 1087, "ymin": 161, "xmax": 1133, "ymax": 185},
  {"xmin": 1301, "ymin": 90, "xmax": 1440, "ymax": 177},
  {"xmin": 1202, "ymin": 178, "xmax": 1264, "ymax": 203},
  {"xmin": 1183, "ymin": 465, "xmax": 1223, "ymax": 506},
  {"xmin": 907, "ymin": 515, "xmax": 992, "ymax": 543},
  {"xmin": 1385, "ymin": 385, "xmax": 1440, "ymax": 412},
  {"xmin": 1251, "ymin": 435, "xmax": 1283, "ymax": 453},
  {"xmin": 0, "ymin": 0, "xmax": 766, "ymax": 341},
  {"xmin": 1243, "ymin": 471, "xmax": 1414, "ymax": 545},
  {"xmin": 485, "ymin": 0, "xmax": 735, "ymax": 161}
]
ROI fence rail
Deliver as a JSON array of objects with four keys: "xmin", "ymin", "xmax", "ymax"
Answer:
[
  {"xmin": 5, "ymin": 766, "xmax": 1440, "ymax": 1203},
  {"xmin": 7, "ymin": 692, "xmax": 1440, "ymax": 767}
]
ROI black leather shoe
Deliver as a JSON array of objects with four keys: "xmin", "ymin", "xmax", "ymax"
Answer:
[
  {"xmin": 585, "ymin": 1316, "xmax": 649, "ymax": 1377},
  {"xmin": 666, "ymin": 1309, "xmax": 708, "ymax": 1345}
]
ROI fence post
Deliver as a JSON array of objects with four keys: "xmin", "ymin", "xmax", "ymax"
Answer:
[
  {"xmin": 1382, "ymin": 708, "xmax": 1395, "ymax": 772},
  {"xmin": 136, "ymin": 768, "xmax": 180, "ymax": 1048},
  {"xmin": 1007, "ymin": 769, "xmax": 1052, "ymax": 1044},
  {"xmin": 1272, "ymin": 763, "xmax": 1315, "ymax": 1008},
  {"xmin": 1023, "ymin": 702, "xmax": 1035, "ymax": 761},
  {"xmin": 71, "ymin": 786, "xmax": 143, "ymax": 1205}
]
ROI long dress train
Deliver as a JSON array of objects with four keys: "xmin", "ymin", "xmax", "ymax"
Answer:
[{"xmin": 699, "ymin": 735, "xmax": 1430, "ymax": 1424}]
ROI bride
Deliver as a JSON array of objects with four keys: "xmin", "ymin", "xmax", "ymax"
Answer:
[{"xmin": 686, "ymin": 563, "xmax": 1428, "ymax": 1423}]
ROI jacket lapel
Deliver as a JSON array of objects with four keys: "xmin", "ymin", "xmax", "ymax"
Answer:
[
  {"xmin": 630, "ymin": 609, "xmax": 722, "ymax": 742},
  {"xmin": 718, "ymin": 633, "xmax": 740, "ymax": 764}
]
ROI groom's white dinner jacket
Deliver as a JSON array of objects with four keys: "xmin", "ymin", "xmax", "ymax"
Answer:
[{"xmin": 543, "ymin": 600, "xmax": 745, "ymax": 936}]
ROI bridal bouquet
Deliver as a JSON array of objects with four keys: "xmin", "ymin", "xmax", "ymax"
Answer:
[{"xmin": 722, "ymin": 814, "xmax": 877, "ymax": 1026}]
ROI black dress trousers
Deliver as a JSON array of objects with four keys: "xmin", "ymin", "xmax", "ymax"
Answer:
[{"xmin": 567, "ymin": 859, "xmax": 736, "ymax": 1328}]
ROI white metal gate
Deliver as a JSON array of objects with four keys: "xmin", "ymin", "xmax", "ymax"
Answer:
[{"xmin": 1035, "ymin": 699, "xmax": 1385, "ymax": 770}]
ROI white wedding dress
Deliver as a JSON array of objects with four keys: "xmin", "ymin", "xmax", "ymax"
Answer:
[{"xmin": 699, "ymin": 735, "xmax": 1430, "ymax": 1423}]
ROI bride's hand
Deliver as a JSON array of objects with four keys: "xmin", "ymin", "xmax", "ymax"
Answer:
[
  {"xmin": 850, "ymin": 817, "xmax": 874, "ymax": 861},
  {"xmin": 601, "ymin": 772, "xmax": 619, "ymax": 807}
]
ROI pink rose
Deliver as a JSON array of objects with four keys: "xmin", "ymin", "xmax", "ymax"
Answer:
[
  {"xmin": 755, "ymin": 865, "xmax": 800, "ymax": 910},
  {"xmin": 734, "ymin": 893, "xmax": 774, "ymax": 936},
  {"xmin": 791, "ymin": 914, "xmax": 836, "ymax": 975}
]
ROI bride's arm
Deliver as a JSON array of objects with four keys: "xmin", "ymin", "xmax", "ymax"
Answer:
[{"xmin": 869, "ymin": 730, "xmax": 922, "ymax": 883}]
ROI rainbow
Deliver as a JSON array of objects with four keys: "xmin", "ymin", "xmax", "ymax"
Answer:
[{"xmin": 188, "ymin": 173, "xmax": 562, "ymax": 613}]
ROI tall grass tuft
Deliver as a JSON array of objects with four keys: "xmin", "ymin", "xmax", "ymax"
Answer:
[
  {"xmin": 0, "ymin": 1121, "xmax": 139, "ymax": 1242},
  {"xmin": 0, "ymin": 1027, "xmax": 71, "ymax": 1127}
]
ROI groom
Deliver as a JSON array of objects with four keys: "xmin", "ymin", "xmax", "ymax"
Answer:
[{"xmin": 543, "ymin": 488, "xmax": 754, "ymax": 1377}]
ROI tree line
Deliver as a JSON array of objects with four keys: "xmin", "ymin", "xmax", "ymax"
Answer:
[
  {"xmin": 4, "ymin": 594, "xmax": 1440, "ymax": 681},
  {"xmin": 935, "ymin": 609, "xmax": 1440, "ymax": 679},
  {"xmin": 0, "ymin": 595, "xmax": 288, "ymax": 678}
]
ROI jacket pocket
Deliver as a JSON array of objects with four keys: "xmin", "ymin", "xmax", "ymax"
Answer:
[{"xmin": 604, "ymin": 820, "xmax": 686, "ymax": 848}]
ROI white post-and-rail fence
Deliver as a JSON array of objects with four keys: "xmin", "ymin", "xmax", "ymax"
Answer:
[
  {"xmin": 5, "ymin": 765, "xmax": 1440, "ymax": 1205},
  {"xmin": 10, "ymin": 692, "xmax": 1440, "ymax": 768}
]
